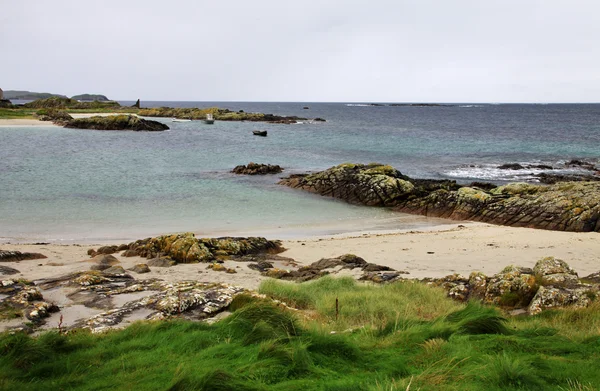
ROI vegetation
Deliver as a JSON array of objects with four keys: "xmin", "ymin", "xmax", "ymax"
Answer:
[
  {"xmin": 64, "ymin": 115, "xmax": 169, "ymax": 131},
  {"xmin": 1, "ymin": 277, "xmax": 599, "ymax": 390},
  {"xmin": 139, "ymin": 107, "xmax": 306, "ymax": 123},
  {"xmin": 71, "ymin": 94, "xmax": 109, "ymax": 101}
]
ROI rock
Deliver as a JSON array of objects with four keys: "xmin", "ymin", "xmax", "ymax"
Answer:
[
  {"xmin": 535, "ymin": 172, "xmax": 600, "ymax": 184},
  {"xmin": 582, "ymin": 272, "xmax": 600, "ymax": 284},
  {"xmin": 313, "ymin": 118, "xmax": 326, "ymax": 122},
  {"xmin": 0, "ymin": 265, "xmax": 20, "ymax": 275},
  {"xmin": 74, "ymin": 272, "xmax": 110, "ymax": 286},
  {"xmin": 90, "ymin": 263, "xmax": 111, "ymax": 271},
  {"xmin": 34, "ymin": 108, "xmax": 73, "ymax": 124},
  {"xmin": 102, "ymin": 266, "xmax": 129, "ymax": 276},
  {"xmin": 207, "ymin": 263, "xmax": 236, "ymax": 273},
  {"xmin": 64, "ymin": 115, "xmax": 169, "ymax": 131},
  {"xmin": 528, "ymin": 285, "xmax": 594, "ymax": 315},
  {"xmin": 498, "ymin": 163, "xmax": 525, "ymax": 170},
  {"xmin": 90, "ymin": 254, "xmax": 120, "ymax": 267},
  {"xmin": 263, "ymin": 268, "xmax": 289, "ymax": 279},
  {"xmin": 25, "ymin": 301, "xmax": 59, "ymax": 322},
  {"xmin": 280, "ymin": 163, "xmax": 600, "ymax": 232},
  {"xmin": 359, "ymin": 272, "xmax": 404, "ymax": 284},
  {"xmin": 122, "ymin": 249, "xmax": 139, "ymax": 257},
  {"xmin": 362, "ymin": 263, "xmax": 395, "ymax": 272},
  {"xmin": 231, "ymin": 163, "xmax": 283, "ymax": 175},
  {"xmin": 96, "ymin": 245, "xmax": 119, "ymax": 255},
  {"xmin": 128, "ymin": 264, "xmax": 150, "ymax": 273},
  {"xmin": 128, "ymin": 233, "xmax": 283, "ymax": 264},
  {"xmin": 484, "ymin": 266, "xmax": 538, "ymax": 307},
  {"xmin": 566, "ymin": 159, "xmax": 597, "ymax": 171},
  {"xmin": 147, "ymin": 257, "xmax": 176, "ymax": 267},
  {"xmin": 116, "ymin": 244, "xmax": 129, "ymax": 251},
  {"xmin": 533, "ymin": 257, "xmax": 579, "ymax": 287},
  {"xmin": 0, "ymin": 250, "xmax": 47, "ymax": 262},
  {"xmin": 132, "ymin": 99, "xmax": 140, "ymax": 108},
  {"xmin": 247, "ymin": 261, "xmax": 274, "ymax": 272}
]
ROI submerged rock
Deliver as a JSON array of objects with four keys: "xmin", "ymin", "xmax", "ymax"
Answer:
[{"xmin": 280, "ymin": 163, "xmax": 600, "ymax": 232}]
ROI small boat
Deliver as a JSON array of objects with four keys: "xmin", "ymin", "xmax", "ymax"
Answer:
[
  {"xmin": 172, "ymin": 118, "xmax": 191, "ymax": 122},
  {"xmin": 252, "ymin": 130, "xmax": 267, "ymax": 137},
  {"xmin": 203, "ymin": 113, "xmax": 215, "ymax": 124}
]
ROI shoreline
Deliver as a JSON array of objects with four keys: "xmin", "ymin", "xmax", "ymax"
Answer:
[
  {"xmin": 2, "ymin": 222, "xmax": 598, "ymax": 285},
  {"xmin": 0, "ymin": 113, "xmax": 134, "ymax": 127}
]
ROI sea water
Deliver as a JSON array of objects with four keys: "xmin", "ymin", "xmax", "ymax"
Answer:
[{"xmin": 1, "ymin": 102, "xmax": 598, "ymax": 242}]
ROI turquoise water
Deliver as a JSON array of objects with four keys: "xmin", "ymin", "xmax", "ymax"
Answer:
[{"xmin": 1, "ymin": 102, "xmax": 598, "ymax": 242}]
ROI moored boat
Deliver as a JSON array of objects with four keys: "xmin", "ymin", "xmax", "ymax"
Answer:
[
  {"xmin": 203, "ymin": 114, "xmax": 215, "ymax": 124},
  {"xmin": 252, "ymin": 130, "xmax": 267, "ymax": 137}
]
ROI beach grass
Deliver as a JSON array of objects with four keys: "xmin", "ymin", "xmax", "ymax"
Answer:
[
  {"xmin": 1, "ymin": 279, "xmax": 600, "ymax": 390},
  {"xmin": 0, "ymin": 108, "xmax": 37, "ymax": 119}
]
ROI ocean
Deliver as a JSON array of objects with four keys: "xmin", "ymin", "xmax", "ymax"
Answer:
[{"xmin": 1, "ymin": 102, "xmax": 599, "ymax": 243}]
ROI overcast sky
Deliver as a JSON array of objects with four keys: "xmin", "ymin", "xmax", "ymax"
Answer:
[{"xmin": 1, "ymin": 0, "xmax": 599, "ymax": 102}]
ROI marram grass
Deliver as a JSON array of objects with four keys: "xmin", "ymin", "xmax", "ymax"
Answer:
[{"xmin": 1, "ymin": 278, "xmax": 599, "ymax": 390}]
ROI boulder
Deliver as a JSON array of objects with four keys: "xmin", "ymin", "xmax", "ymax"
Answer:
[
  {"xmin": 528, "ymin": 286, "xmax": 593, "ymax": 315},
  {"xmin": 90, "ymin": 254, "xmax": 120, "ymax": 267},
  {"xmin": 232, "ymin": 163, "xmax": 283, "ymax": 175},
  {"xmin": 533, "ymin": 257, "xmax": 579, "ymax": 286},
  {"xmin": 247, "ymin": 261, "xmax": 274, "ymax": 272},
  {"xmin": 102, "ymin": 265, "xmax": 128, "ymax": 276},
  {"xmin": 484, "ymin": 266, "xmax": 538, "ymax": 306},
  {"xmin": 128, "ymin": 264, "xmax": 150, "ymax": 274}
]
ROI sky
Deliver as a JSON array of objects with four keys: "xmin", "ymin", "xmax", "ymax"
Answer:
[{"xmin": 1, "ymin": 0, "xmax": 599, "ymax": 102}]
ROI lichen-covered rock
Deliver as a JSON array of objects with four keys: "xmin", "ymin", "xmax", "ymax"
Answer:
[
  {"xmin": 484, "ymin": 266, "xmax": 538, "ymax": 306},
  {"xmin": 247, "ymin": 261, "xmax": 274, "ymax": 272},
  {"xmin": 25, "ymin": 301, "xmax": 59, "ymax": 322},
  {"xmin": 128, "ymin": 264, "xmax": 150, "ymax": 273},
  {"xmin": 528, "ymin": 286, "xmax": 593, "ymax": 315},
  {"xmin": 359, "ymin": 272, "xmax": 404, "ymax": 284},
  {"xmin": 533, "ymin": 256, "xmax": 579, "ymax": 286},
  {"xmin": 128, "ymin": 233, "xmax": 283, "ymax": 264},
  {"xmin": 74, "ymin": 272, "xmax": 111, "ymax": 286},
  {"xmin": 468, "ymin": 271, "xmax": 488, "ymax": 299},
  {"xmin": 207, "ymin": 263, "xmax": 236, "ymax": 273},
  {"xmin": 232, "ymin": 163, "xmax": 283, "ymax": 175},
  {"xmin": 102, "ymin": 266, "xmax": 129, "ymax": 276},
  {"xmin": 280, "ymin": 164, "xmax": 600, "ymax": 232}
]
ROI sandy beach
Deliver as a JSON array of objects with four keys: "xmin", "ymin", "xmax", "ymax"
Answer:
[
  {"xmin": 0, "ymin": 113, "xmax": 133, "ymax": 127},
  {"xmin": 2, "ymin": 222, "xmax": 598, "ymax": 289}
]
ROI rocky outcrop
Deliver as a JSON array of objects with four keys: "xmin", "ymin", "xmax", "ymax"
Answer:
[
  {"xmin": 232, "ymin": 163, "xmax": 283, "ymax": 175},
  {"xmin": 24, "ymin": 96, "xmax": 120, "ymax": 109},
  {"xmin": 124, "ymin": 233, "xmax": 283, "ymax": 264},
  {"xmin": 0, "ymin": 265, "xmax": 20, "ymax": 275},
  {"xmin": 0, "ymin": 250, "xmax": 47, "ymax": 262},
  {"xmin": 426, "ymin": 257, "xmax": 599, "ymax": 314},
  {"xmin": 138, "ymin": 107, "xmax": 311, "ymax": 124},
  {"xmin": 64, "ymin": 115, "xmax": 169, "ymax": 131},
  {"xmin": 0, "ymin": 279, "xmax": 58, "ymax": 324},
  {"xmin": 35, "ymin": 109, "xmax": 73, "ymax": 125},
  {"xmin": 128, "ymin": 264, "xmax": 150, "ymax": 273},
  {"xmin": 280, "ymin": 163, "xmax": 600, "ymax": 232}
]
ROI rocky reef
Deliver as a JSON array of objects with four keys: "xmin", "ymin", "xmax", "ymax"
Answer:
[
  {"xmin": 34, "ymin": 108, "xmax": 73, "ymax": 125},
  {"xmin": 232, "ymin": 163, "xmax": 283, "ymax": 175},
  {"xmin": 123, "ymin": 232, "xmax": 283, "ymax": 264},
  {"xmin": 138, "ymin": 107, "xmax": 313, "ymax": 124},
  {"xmin": 279, "ymin": 163, "xmax": 600, "ymax": 232},
  {"xmin": 64, "ymin": 115, "xmax": 169, "ymax": 131}
]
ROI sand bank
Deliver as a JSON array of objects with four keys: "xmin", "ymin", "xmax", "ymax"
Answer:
[{"xmin": 0, "ymin": 113, "xmax": 135, "ymax": 127}]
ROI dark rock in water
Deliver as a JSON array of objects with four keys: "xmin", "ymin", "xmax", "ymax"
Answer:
[
  {"xmin": 232, "ymin": 163, "xmax": 283, "ymax": 175},
  {"xmin": 64, "ymin": 115, "xmax": 169, "ymax": 131},
  {"xmin": 132, "ymin": 99, "xmax": 140, "ymax": 108},
  {"xmin": 566, "ymin": 159, "xmax": 597, "ymax": 171},
  {"xmin": 535, "ymin": 172, "xmax": 600, "ymax": 184},
  {"xmin": 313, "ymin": 118, "xmax": 326, "ymax": 122},
  {"xmin": 252, "ymin": 130, "xmax": 267, "ymax": 137},
  {"xmin": 498, "ymin": 163, "xmax": 525, "ymax": 170},
  {"xmin": 303, "ymin": 106, "xmax": 309, "ymax": 109},
  {"xmin": 147, "ymin": 257, "xmax": 176, "ymax": 267},
  {"xmin": 0, "ymin": 250, "xmax": 47, "ymax": 262},
  {"xmin": 128, "ymin": 264, "xmax": 150, "ymax": 273},
  {"xmin": 280, "ymin": 163, "xmax": 600, "ymax": 232},
  {"xmin": 0, "ymin": 265, "xmax": 20, "ymax": 275}
]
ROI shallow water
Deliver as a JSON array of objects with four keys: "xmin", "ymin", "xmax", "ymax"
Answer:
[{"xmin": 1, "ymin": 102, "xmax": 598, "ymax": 242}]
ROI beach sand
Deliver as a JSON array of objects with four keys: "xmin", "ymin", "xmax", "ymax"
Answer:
[
  {"xmin": 2, "ymin": 222, "xmax": 599, "ymax": 288},
  {"xmin": 0, "ymin": 113, "xmax": 134, "ymax": 127}
]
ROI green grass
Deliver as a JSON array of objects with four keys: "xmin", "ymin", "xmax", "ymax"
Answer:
[
  {"xmin": 0, "ymin": 108, "xmax": 36, "ymax": 119},
  {"xmin": 1, "ymin": 279, "xmax": 599, "ymax": 390}
]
